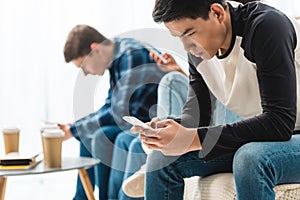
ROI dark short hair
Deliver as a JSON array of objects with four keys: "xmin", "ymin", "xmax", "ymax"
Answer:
[
  {"xmin": 63, "ymin": 24, "xmax": 110, "ymax": 63},
  {"xmin": 234, "ymin": 0, "xmax": 259, "ymax": 4},
  {"xmin": 153, "ymin": 0, "xmax": 227, "ymax": 23}
]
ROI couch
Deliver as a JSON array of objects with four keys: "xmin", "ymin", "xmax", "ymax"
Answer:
[{"xmin": 184, "ymin": 173, "xmax": 300, "ymax": 200}]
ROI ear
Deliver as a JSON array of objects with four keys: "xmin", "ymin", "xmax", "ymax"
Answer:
[
  {"xmin": 210, "ymin": 3, "xmax": 226, "ymax": 23},
  {"xmin": 90, "ymin": 42, "xmax": 100, "ymax": 50}
]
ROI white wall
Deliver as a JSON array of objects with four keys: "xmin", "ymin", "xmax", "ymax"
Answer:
[
  {"xmin": 263, "ymin": 0, "xmax": 300, "ymax": 17},
  {"xmin": 0, "ymin": 0, "xmax": 167, "ymax": 154}
]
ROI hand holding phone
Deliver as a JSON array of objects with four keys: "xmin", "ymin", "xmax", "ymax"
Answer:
[
  {"xmin": 143, "ymin": 44, "xmax": 168, "ymax": 64},
  {"xmin": 123, "ymin": 116, "xmax": 153, "ymax": 130},
  {"xmin": 150, "ymin": 49, "xmax": 168, "ymax": 64}
]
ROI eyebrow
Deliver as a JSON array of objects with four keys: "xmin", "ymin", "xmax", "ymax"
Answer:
[{"xmin": 179, "ymin": 28, "xmax": 194, "ymax": 37}]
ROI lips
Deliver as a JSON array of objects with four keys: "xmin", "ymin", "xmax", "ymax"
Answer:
[{"xmin": 191, "ymin": 51, "xmax": 204, "ymax": 58}]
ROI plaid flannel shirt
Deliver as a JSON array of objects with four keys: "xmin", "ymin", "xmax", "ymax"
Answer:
[{"xmin": 70, "ymin": 37, "xmax": 165, "ymax": 139}]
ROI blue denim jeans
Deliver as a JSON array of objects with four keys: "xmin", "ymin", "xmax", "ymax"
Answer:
[
  {"xmin": 106, "ymin": 72, "xmax": 189, "ymax": 200},
  {"xmin": 110, "ymin": 136, "xmax": 146, "ymax": 200},
  {"xmin": 145, "ymin": 91, "xmax": 244, "ymax": 199},
  {"xmin": 146, "ymin": 150, "xmax": 234, "ymax": 200},
  {"xmin": 145, "ymin": 135, "xmax": 300, "ymax": 200},
  {"xmin": 233, "ymin": 136, "xmax": 300, "ymax": 199},
  {"xmin": 73, "ymin": 125, "xmax": 122, "ymax": 200},
  {"xmin": 157, "ymin": 71, "xmax": 189, "ymax": 119},
  {"xmin": 113, "ymin": 71, "xmax": 245, "ymax": 199},
  {"xmin": 108, "ymin": 131, "xmax": 145, "ymax": 200}
]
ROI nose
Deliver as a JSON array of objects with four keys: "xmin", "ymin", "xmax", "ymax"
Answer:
[{"xmin": 180, "ymin": 37, "xmax": 196, "ymax": 52}]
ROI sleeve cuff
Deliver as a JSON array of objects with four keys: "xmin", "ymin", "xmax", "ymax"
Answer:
[
  {"xmin": 197, "ymin": 127, "xmax": 208, "ymax": 147},
  {"xmin": 167, "ymin": 117, "xmax": 181, "ymax": 124},
  {"xmin": 70, "ymin": 124, "xmax": 80, "ymax": 140},
  {"xmin": 197, "ymin": 125, "xmax": 223, "ymax": 161}
]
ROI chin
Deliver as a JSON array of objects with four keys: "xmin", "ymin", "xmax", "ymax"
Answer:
[
  {"xmin": 100, "ymin": 71, "xmax": 105, "ymax": 75},
  {"xmin": 191, "ymin": 50, "xmax": 212, "ymax": 60},
  {"xmin": 199, "ymin": 53, "xmax": 213, "ymax": 60}
]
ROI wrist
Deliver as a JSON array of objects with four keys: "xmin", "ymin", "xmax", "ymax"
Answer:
[
  {"xmin": 187, "ymin": 128, "xmax": 202, "ymax": 152},
  {"xmin": 177, "ymin": 68, "xmax": 188, "ymax": 77}
]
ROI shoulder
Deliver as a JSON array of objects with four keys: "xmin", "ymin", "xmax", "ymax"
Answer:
[
  {"xmin": 115, "ymin": 37, "xmax": 146, "ymax": 54},
  {"xmin": 113, "ymin": 37, "xmax": 151, "ymax": 65},
  {"xmin": 231, "ymin": 2, "xmax": 295, "ymax": 38},
  {"xmin": 230, "ymin": 2, "xmax": 297, "ymax": 60}
]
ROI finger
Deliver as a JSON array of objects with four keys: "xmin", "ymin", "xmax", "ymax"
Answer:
[
  {"xmin": 145, "ymin": 122, "xmax": 151, "ymax": 126},
  {"xmin": 162, "ymin": 53, "xmax": 169, "ymax": 60},
  {"xmin": 150, "ymin": 117, "xmax": 161, "ymax": 123},
  {"xmin": 58, "ymin": 123, "xmax": 67, "ymax": 130},
  {"xmin": 155, "ymin": 119, "xmax": 175, "ymax": 129},
  {"xmin": 150, "ymin": 51, "xmax": 168, "ymax": 65},
  {"xmin": 149, "ymin": 51, "xmax": 159, "ymax": 62},
  {"xmin": 158, "ymin": 59, "xmax": 166, "ymax": 65},
  {"xmin": 156, "ymin": 120, "xmax": 166, "ymax": 128},
  {"xmin": 141, "ymin": 128, "xmax": 160, "ymax": 137},
  {"xmin": 150, "ymin": 117, "xmax": 161, "ymax": 128},
  {"xmin": 141, "ymin": 142, "xmax": 161, "ymax": 151},
  {"xmin": 140, "ymin": 135, "xmax": 162, "ymax": 147},
  {"xmin": 149, "ymin": 51, "xmax": 155, "ymax": 59},
  {"xmin": 130, "ymin": 125, "xmax": 143, "ymax": 134},
  {"xmin": 162, "ymin": 55, "xmax": 171, "ymax": 64},
  {"xmin": 162, "ymin": 119, "xmax": 175, "ymax": 126}
]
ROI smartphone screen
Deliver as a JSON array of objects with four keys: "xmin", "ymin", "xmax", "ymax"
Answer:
[{"xmin": 123, "ymin": 116, "xmax": 153, "ymax": 130}]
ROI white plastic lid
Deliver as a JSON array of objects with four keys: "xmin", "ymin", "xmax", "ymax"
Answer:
[
  {"xmin": 40, "ymin": 124, "xmax": 60, "ymax": 131},
  {"xmin": 2, "ymin": 126, "xmax": 20, "ymax": 133},
  {"xmin": 42, "ymin": 129, "xmax": 65, "ymax": 138}
]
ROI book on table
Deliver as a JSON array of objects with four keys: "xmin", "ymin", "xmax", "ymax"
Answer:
[{"xmin": 0, "ymin": 152, "xmax": 42, "ymax": 170}]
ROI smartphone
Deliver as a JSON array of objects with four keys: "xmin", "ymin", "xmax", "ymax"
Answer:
[
  {"xmin": 122, "ymin": 116, "xmax": 153, "ymax": 130},
  {"xmin": 151, "ymin": 49, "xmax": 168, "ymax": 64},
  {"xmin": 144, "ymin": 45, "xmax": 168, "ymax": 64}
]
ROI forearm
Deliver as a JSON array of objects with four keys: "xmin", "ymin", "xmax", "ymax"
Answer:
[{"xmin": 187, "ymin": 128, "xmax": 202, "ymax": 152}]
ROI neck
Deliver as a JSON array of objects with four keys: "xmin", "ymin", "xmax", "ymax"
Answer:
[
  {"xmin": 104, "ymin": 42, "xmax": 115, "ymax": 68},
  {"xmin": 220, "ymin": 4, "xmax": 232, "ymax": 55}
]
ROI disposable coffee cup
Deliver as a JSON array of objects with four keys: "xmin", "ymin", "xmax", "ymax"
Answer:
[
  {"xmin": 42, "ymin": 129, "xmax": 64, "ymax": 168},
  {"xmin": 2, "ymin": 127, "xmax": 20, "ymax": 154},
  {"xmin": 40, "ymin": 124, "xmax": 61, "ymax": 165}
]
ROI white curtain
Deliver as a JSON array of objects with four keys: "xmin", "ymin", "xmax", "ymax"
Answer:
[
  {"xmin": 0, "ymin": 0, "xmax": 163, "ymax": 153},
  {"xmin": 263, "ymin": 0, "xmax": 300, "ymax": 17}
]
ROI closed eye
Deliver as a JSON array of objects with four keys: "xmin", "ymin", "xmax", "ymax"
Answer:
[{"xmin": 186, "ymin": 31, "xmax": 196, "ymax": 37}]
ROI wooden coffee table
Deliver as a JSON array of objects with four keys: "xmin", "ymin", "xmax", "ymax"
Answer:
[{"xmin": 0, "ymin": 157, "xmax": 99, "ymax": 200}]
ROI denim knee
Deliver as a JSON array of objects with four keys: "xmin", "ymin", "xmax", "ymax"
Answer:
[
  {"xmin": 114, "ymin": 131, "xmax": 135, "ymax": 150},
  {"xmin": 159, "ymin": 71, "xmax": 187, "ymax": 85},
  {"xmin": 233, "ymin": 142, "xmax": 271, "ymax": 177},
  {"xmin": 146, "ymin": 151, "xmax": 165, "ymax": 172},
  {"xmin": 91, "ymin": 126, "xmax": 121, "ymax": 165},
  {"xmin": 128, "ymin": 137, "xmax": 143, "ymax": 153},
  {"xmin": 157, "ymin": 71, "xmax": 188, "ymax": 119},
  {"xmin": 146, "ymin": 150, "xmax": 179, "ymax": 173}
]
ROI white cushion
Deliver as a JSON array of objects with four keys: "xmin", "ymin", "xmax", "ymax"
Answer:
[
  {"xmin": 184, "ymin": 173, "xmax": 236, "ymax": 200},
  {"xmin": 184, "ymin": 173, "xmax": 300, "ymax": 200}
]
